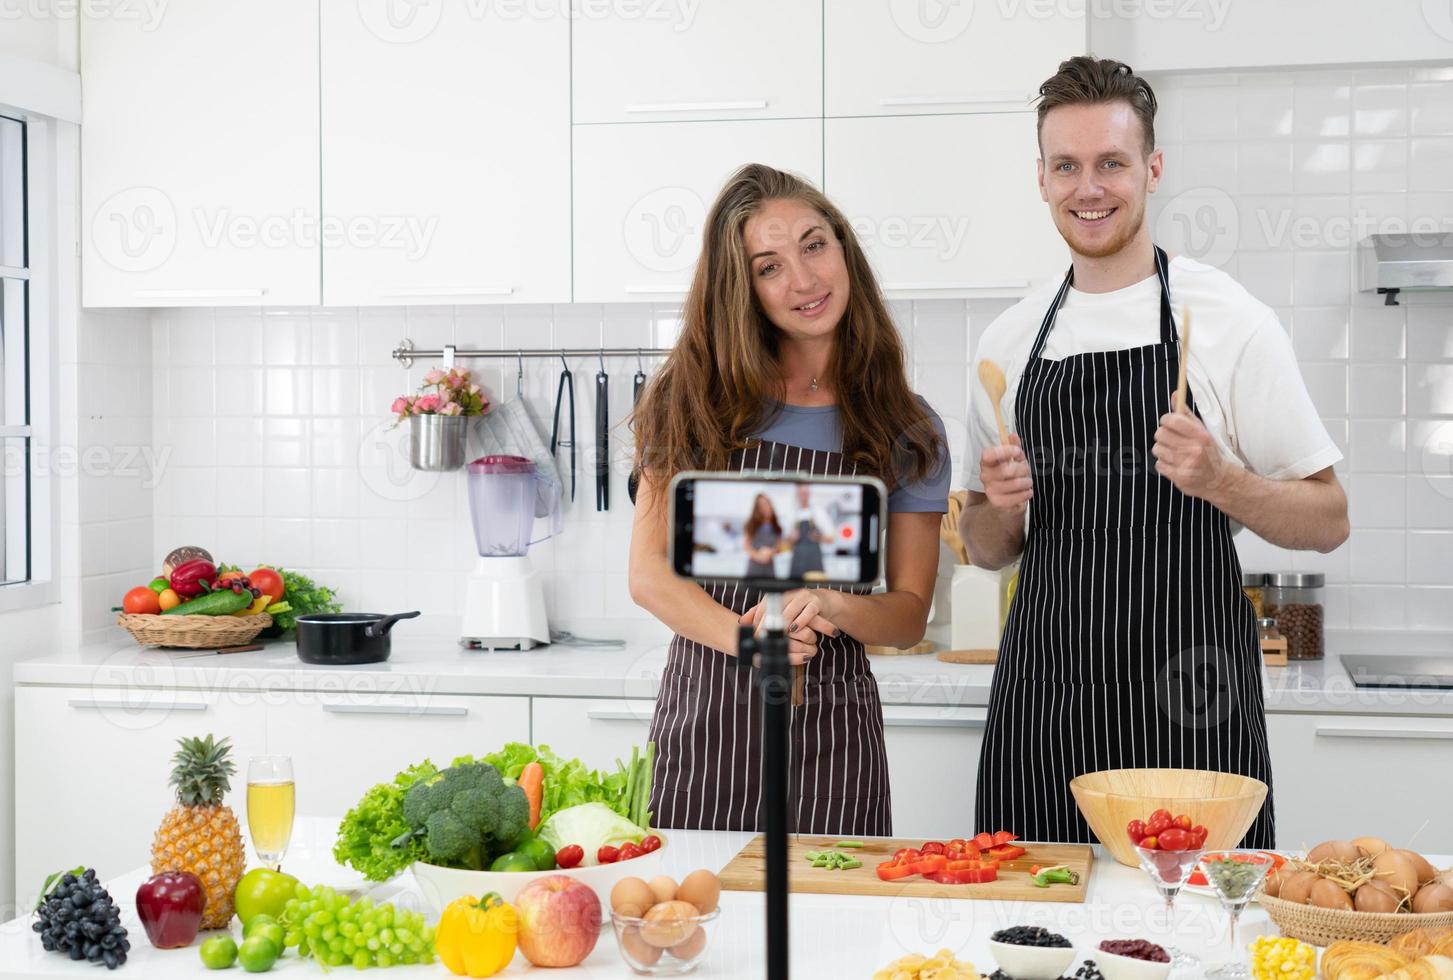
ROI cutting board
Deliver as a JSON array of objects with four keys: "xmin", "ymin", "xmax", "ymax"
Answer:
[
  {"xmin": 718, "ymin": 835, "xmax": 1093, "ymax": 903},
  {"xmin": 938, "ymin": 648, "xmax": 998, "ymax": 665}
]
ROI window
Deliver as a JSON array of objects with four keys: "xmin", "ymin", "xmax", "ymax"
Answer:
[{"xmin": 1, "ymin": 113, "xmax": 29, "ymax": 587}]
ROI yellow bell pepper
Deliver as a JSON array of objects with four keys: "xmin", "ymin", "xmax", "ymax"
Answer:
[{"xmin": 435, "ymin": 892, "xmax": 517, "ymax": 978}]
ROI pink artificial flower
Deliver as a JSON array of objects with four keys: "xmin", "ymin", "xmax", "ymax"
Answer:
[
  {"xmin": 415, "ymin": 393, "xmax": 442, "ymax": 413},
  {"xmin": 467, "ymin": 383, "xmax": 481, "ymax": 396},
  {"xmin": 423, "ymin": 368, "xmax": 446, "ymax": 385},
  {"xmin": 391, "ymin": 396, "xmax": 412, "ymax": 415},
  {"xmin": 439, "ymin": 402, "xmax": 463, "ymax": 416}
]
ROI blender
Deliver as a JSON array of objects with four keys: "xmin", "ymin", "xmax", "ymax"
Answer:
[{"xmin": 461, "ymin": 454, "xmax": 562, "ymax": 650}]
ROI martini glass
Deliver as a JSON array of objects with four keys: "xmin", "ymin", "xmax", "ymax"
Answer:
[
  {"xmin": 1198, "ymin": 850, "xmax": 1276, "ymax": 980},
  {"xmin": 1134, "ymin": 843, "xmax": 1204, "ymax": 969}
]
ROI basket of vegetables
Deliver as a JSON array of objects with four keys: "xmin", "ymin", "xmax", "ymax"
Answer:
[{"xmin": 116, "ymin": 549, "xmax": 288, "ymax": 648}]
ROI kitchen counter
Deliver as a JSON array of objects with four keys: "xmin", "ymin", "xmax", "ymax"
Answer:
[
  {"xmin": 3, "ymin": 816, "xmax": 1414, "ymax": 978},
  {"xmin": 14, "ymin": 627, "xmax": 1453, "ymax": 717}
]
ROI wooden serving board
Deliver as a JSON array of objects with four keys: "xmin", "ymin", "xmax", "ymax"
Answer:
[
  {"xmin": 937, "ymin": 648, "xmax": 998, "ymax": 665},
  {"xmin": 718, "ymin": 835, "xmax": 1093, "ymax": 903}
]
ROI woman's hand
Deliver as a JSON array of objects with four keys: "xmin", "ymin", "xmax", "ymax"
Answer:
[
  {"xmin": 736, "ymin": 610, "xmax": 821, "ymax": 666},
  {"xmin": 738, "ymin": 588, "xmax": 842, "ymax": 649}
]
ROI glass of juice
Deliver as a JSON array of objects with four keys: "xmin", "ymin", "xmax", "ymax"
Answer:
[{"xmin": 246, "ymin": 756, "xmax": 295, "ymax": 870}]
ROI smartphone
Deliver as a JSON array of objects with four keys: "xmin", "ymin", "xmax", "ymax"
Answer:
[{"xmin": 668, "ymin": 471, "xmax": 886, "ymax": 586}]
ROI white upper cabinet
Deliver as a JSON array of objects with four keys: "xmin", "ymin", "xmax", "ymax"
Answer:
[
  {"xmin": 81, "ymin": 1, "xmax": 320, "ymax": 307},
  {"xmin": 320, "ymin": 1, "xmax": 570, "ymax": 306},
  {"xmin": 573, "ymin": 120, "xmax": 823, "ymax": 302},
  {"xmin": 572, "ymin": 1, "xmax": 822, "ymax": 124},
  {"xmin": 826, "ymin": 112, "xmax": 1065, "ymax": 297},
  {"xmin": 824, "ymin": 0, "xmax": 1085, "ymax": 117}
]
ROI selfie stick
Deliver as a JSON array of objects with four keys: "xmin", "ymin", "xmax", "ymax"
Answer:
[{"xmin": 737, "ymin": 587, "xmax": 793, "ymax": 980}]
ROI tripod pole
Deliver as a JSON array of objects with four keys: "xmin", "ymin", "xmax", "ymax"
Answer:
[{"xmin": 759, "ymin": 591, "xmax": 791, "ymax": 980}]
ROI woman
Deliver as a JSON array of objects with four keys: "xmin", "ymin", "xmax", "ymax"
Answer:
[
  {"xmin": 785, "ymin": 482, "xmax": 835, "ymax": 580},
  {"xmin": 628, "ymin": 163, "xmax": 951, "ymax": 836},
  {"xmin": 743, "ymin": 493, "xmax": 782, "ymax": 578}
]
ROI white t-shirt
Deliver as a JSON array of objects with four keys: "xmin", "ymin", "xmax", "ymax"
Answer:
[{"xmin": 960, "ymin": 255, "xmax": 1341, "ymax": 493}]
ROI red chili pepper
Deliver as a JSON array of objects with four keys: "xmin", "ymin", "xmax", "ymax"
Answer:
[{"xmin": 555, "ymin": 844, "xmax": 584, "ymax": 869}]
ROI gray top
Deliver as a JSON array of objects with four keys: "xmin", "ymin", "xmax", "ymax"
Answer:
[{"xmin": 753, "ymin": 397, "xmax": 951, "ymax": 514}]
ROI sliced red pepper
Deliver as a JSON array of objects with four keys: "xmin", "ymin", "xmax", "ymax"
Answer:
[
  {"xmin": 991, "ymin": 830, "xmax": 1018, "ymax": 846},
  {"xmin": 925, "ymin": 866, "xmax": 998, "ymax": 885},
  {"xmin": 944, "ymin": 857, "xmax": 998, "ymax": 872},
  {"xmin": 985, "ymin": 843, "xmax": 1027, "ymax": 861},
  {"xmin": 919, "ymin": 841, "xmax": 946, "ymax": 856},
  {"xmin": 946, "ymin": 838, "xmax": 968, "ymax": 852},
  {"xmin": 876, "ymin": 861, "xmax": 916, "ymax": 881},
  {"xmin": 892, "ymin": 847, "xmax": 920, "ymax": 863},
  {"xmin": 973, "ymin": 832, "xmax": 995, "ymax": 850},
  {"xmin": 906, "ymin": 855, "xmax": 948, "ymax": 876}
]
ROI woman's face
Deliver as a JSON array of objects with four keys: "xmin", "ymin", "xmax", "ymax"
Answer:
[
  {"xmin": 754, "ymin": 495, "xmax": 773, "ymax": 520},
  {"xmin": 743, "ymin": 198, "xmax": 850, "ymax": 343}
]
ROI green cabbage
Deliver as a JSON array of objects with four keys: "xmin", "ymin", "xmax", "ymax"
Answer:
[{"xmin": 537, "ymin": 803, "xmax": 647, "ymax": 865}]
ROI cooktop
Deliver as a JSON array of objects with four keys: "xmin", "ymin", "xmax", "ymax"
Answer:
[{"xmin": 1340, "ymin": 654, "xmax": 1453, "ymax": 690}]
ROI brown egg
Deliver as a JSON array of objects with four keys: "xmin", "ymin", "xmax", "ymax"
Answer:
[
  {"xmin": 1355, "ymin": 879, "xmax": 1402, "ymax": 913},
  {"xmin": 1413, "ymin": 882, "xmax": 1453, "ymax": 914},
  {"xmin": 648, "ymin": 875, "xmax": 678, "ymax": 906},
  {"xmin": 668, "ymin": 926, "xmax": 708, "ymax": 961},
  {"xmin": 1279, "ymin": 870, "xmax": 1322, "ymax": 905},
  {"xmin": 619, "ymin": 925, "xmax": 663, "ymax": 966},
  {"xmin": 1308, "ymin": 840, "xmax": 1362, "ymax": 864},
  {"xmin": 1374, "ymin": 850, "xmax": 1421, "ymax": 900},
  {"xmin": 1263, "ymin": 867, "xmax": 1288, "ymax": 897},
  {"xmin": 1352, "ymin": 836, "xmax": 1390, "ymax": 859},
  {"xmin": 641, "ymin": 901, "xmax": 702, "ymax": 948},
  {"xmin": 1399, "ymin": 850, "xmax": 1439, "ymax": 885},
  {"xmin": 677, "ymin": 869, "xmax": 722, "ymax": 916},
  {"xmin": 610, "ymin": 877, "xmax": 657, "ymax": 918},
  {"xmin": 1309, "ymin": 878, "xmax": 1354, "ymax": 911}
]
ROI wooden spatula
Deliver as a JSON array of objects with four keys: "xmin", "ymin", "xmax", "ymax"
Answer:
[
  {"xmin": 978, "ymin": 359, "xmax": 1009, "ymax": 445},
  {"xmin": 1174, "ymin": 305, "xmax": 1192, "ymax": 415}
]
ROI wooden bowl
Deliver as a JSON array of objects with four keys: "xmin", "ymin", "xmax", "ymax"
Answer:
[{"xmin": 1069, "ymin": 768, "xmax": 1268, "ymax": 868}]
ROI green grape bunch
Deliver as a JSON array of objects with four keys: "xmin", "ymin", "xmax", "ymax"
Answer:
[{"xmin": 279, "ymin": 882, "xmax": 435, "ymax": 969}]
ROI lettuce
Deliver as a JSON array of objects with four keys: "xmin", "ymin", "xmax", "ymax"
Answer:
[
  {"xmin": 537, "ymin": 803, "xmax": 647, "ymax": 865},
  {"xmin": 482, "ymin": 743, "xmax": 628, "ymax": 824}
]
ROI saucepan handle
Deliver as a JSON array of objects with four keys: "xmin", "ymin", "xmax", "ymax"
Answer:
[{"xmin": 364, "ymin": 610, "xmax": 421, "ymax": 639}]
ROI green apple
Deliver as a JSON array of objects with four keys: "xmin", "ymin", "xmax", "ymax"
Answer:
[{"xmin": 233, "ymin": 868, "xmax": 299, "ymax": 927}]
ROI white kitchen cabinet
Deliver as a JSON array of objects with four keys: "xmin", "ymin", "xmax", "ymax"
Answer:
[
  {"xmin": 80, "ymin": 1, "xmax": 320, "ymax": 306},
  {"xmin": 825, "ymin": 0, "xmax": 1084, "ymax": 117},
  {"xmin": 13, "ymin": 687, "xmax": 267, "ymax": 904},
  {"xmin": 320, "ymin": 3, "xmax": 570, "ymax": 306},
  {"xmin": 572, "ymin": 1, "xmax": 820, "ymax": 124},
  {"xmin": 1266, "ymin": 713, "xmax": 1453, "ymax": 852},
  {"xmin": 826, "ymin": 113, "xmax": 1064, "ymax": 298},
  {"xmin": 573, "ymin": 120, "xmax": 823, "ymax": 302},
  {"xmin": 881, "ymin": 705, "xmax": 985, "ymax": 839},
  {"xmin": 530, "ymin": 697, "xmax": 657, "ymax": 773},
  {"xmin": 264, "ymin": 692, "xmax": 529, "ymax": 819}
]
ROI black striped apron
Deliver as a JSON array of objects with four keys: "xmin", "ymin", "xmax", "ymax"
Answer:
[
  {"xmin": 975, "ymin": 246, "xmax": 1275, "ymax": 848},
  {"xmin": 647, "ymin": 439, "xmax": 892, "ymax": 836}
]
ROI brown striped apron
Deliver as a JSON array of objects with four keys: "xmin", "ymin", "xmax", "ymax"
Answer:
[{"xmin": 646, "ymin": 439, "xmax": 893, "ymax": 836}]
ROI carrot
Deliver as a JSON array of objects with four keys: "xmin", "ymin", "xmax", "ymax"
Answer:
[{"xmin": 518, "ymin": 761, "xmax": 544, "ymax": 829}]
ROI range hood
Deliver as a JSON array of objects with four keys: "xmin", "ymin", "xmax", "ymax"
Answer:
[{"xmin": 1359, "ymin": 233, "xmax": 1453, "ymax": 305}]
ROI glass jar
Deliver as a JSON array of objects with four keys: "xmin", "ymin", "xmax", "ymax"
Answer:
[
  {"xmin": 1257, "ymin": 618, "xmax": 1282, "ymax": 644},
  {"xmin": 1241, "ymin": 571, "xmax": 1266, "ymax": 619},
  {"xmin": 1264, "ymin": 573, "xmax": 1325, "ymax": 661}
]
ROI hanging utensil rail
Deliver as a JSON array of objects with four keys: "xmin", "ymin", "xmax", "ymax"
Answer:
[{"xmin": 392, "ymin": 338, "xmax": 671, "ymax": 368}]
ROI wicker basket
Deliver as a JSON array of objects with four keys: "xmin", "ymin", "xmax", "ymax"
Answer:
[
  {"xmin": 117, "ymin": 612, "xmax": 272, "ymax": 649},
  {"xmin": 1260, "ymin": 892, "xmax": 1453, "ymax": 946}
]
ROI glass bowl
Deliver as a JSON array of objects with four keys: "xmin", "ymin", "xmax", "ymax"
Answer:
[{"xmin": 610, "ymin": 907, "xmax": 720, "ymax": 975}]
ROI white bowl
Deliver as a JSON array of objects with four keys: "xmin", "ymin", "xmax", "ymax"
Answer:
[
  {"xmin": 410, "ymin": 842, "xmax": 665, "ymax": 917},
  {"xmin": 1094, "ymin": 946, "xmax": 1173, "ymax": 980},
  {"xmin": 988, "ymin": 940, "xmax": 1077, "ymax": 980}
]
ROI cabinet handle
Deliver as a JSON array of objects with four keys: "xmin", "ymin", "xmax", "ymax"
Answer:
[
  {"xmin": 624, "ymin": 100, "xmax": 768, "ymax": 114},
  {"xmin": 1315, "ymin": 726, "xmax": 1453, "ymax": 741},
  {"xmin": 881, "ymin": 717, "xmax": 986, "ymax": 730},
  {"xmin": 322, "ymin": 703, "xmax": 469, "ymax": 718},
  {"xmin": 585, "ymin": 709, "xmax": 653, "ymax": 723},
  {"xmin": 881, "ymin": 281, "xmax": 1030, "ymax": 292},
  {"xmin": 134, "ymin": 288, "xmax": 268, "ymax": 298},
  {"xmin": 623, "ymin": 285, "xmax": 690, "ymax": 296},
  {"xmin": 377, "ymin": 286, "xmax": 515, "ymax": 298},
  {"xmin": 0, "ymin": 265, "xmax": 29, "ymax": 280},
  {"xmin": 878, "ymin": 94, "xmax": 1031, "ymax": 107},
  {"xmin": 68, "ymin": 699, "xmax": 209, "ymax": 712}
]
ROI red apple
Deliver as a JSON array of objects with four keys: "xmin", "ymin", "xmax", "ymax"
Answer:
[
  {"xmin": 135, "ymin": 871, "xmax": 206, "ymax": 949},
  {"xmin": 514, "ymin": 874, "xmax": 601, "ymax": 967}
]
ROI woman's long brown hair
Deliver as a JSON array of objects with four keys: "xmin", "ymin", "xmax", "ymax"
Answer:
[
  {"xmin": 630, "ymin": 163, "xmax": 942, "ymax": 491},
  {"xmin": 744, "ymin": 493, "xmax": 781, "ymax": 540}
]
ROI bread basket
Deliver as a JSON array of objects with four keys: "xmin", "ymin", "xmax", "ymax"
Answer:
[
  {"xmin": 117, "ymin": 612, "xmax": 272, "ymax": 649},
  {"xmin": 1259, "ymin": 893, "xmax": 1453, "ymax": 947}
]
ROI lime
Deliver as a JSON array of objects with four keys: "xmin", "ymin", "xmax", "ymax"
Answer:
[
  {"xmin": 199, "ymin": 935, "xmax": 238, "ymax": 969},
  {"xmin": 237, "ymin": 934, "xmax": 279, "ymax": 973},
  {"xmin": 517, "ymin": 836, "xmax": 556, "ymax": 871},
  {"xmin": 147, "ymin": 576, "xmax": 170, "ymax": 594},
  {"xmin": 240, "ymin": 914, "xmax": 275, "ymax": 938},
  {"xmin": 489, "ymin": 851, "xmax": 539, "ymax": 873}
]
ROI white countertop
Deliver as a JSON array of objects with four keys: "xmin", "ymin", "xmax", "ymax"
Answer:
[
  {"xmin": 2, "ymin": 815, "xmax": 1395, "ymax": 979},
  {"xmin": 14, "ymin": 625, "xmax": 1453, "ymax": 715}
]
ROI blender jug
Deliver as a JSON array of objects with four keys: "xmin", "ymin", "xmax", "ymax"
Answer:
[{"xmin": 466, "ymin": 455, "xmax": 561, "ymax": 557}]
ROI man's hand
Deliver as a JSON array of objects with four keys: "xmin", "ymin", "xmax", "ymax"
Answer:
[
  {"xmin": 1153, "ymin": 409, "xmax": 1232, "ymax": 500},
  {"xmin": 981, "ymin": 434, "xmax": 1033, "ymax": 511}
]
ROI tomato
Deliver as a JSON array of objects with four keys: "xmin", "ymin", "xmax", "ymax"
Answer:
[
  {"xmin": 1190, "ymin": 826, "xmax": 1208, "ymax": 848},
  {"xmin": 618, "ymin": 842, "xmax": 643, "ymax": 862},
  {"xmin": 596, "ymin": 845, "xmax": 619, "ymax": 864},
  {"xmin": 1157, "ymin": 828, "xmax": 1192, "ymax": 851},
  {"xmin": 1174, "ymin": 814, "xmax": 1193, "ymax": 832},
  {"xmin": 1146, "ymin": 811, "xmax": 1173, "ymax": 837},
  {"xmin": 639, "ymin": 835, "xmax": 662, "ymax": 854},
  {"xmin": 248, "ymin": 568, "xmax": 285, "ymax": 603},
  {"xmin": 919, "ymin": 841, "xmax": 946, "ymax": 856},
  {"xmin": 1140, "ymin": 835, "xmax": 1159, "ymax": 850},
  {"xmin": 1126, "ymin": 819, "xmax": 1148, "ymax": 844},
  {"xmin": 123, "ymin": 586, "xmax": 162, "ymax": 614},
  {"xmin": 555, "ymin": 844, "xmax": 584, "ymax": 869}
]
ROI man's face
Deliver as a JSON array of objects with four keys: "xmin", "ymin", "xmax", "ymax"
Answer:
[{"xmin": 1037, "ymin": 101, "xmax": 1162, "ymax": 260}]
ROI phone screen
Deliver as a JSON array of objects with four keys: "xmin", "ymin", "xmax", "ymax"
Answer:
[{"xmin": 669, "ymin": 473, "xmax": 884, "ymax": 585}]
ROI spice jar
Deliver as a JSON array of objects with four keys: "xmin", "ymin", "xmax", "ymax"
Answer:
[
  {"xmin": 1264, "ymin": 573, "xmax": 1324, "ymax": 661},
  {"xmin": 1242, "ymin": 572, "xmax": 1266, "ymax": 618},
  {"xmin": 1258, "ymin": 617, "xmax": 1288, "ymax": 666}
]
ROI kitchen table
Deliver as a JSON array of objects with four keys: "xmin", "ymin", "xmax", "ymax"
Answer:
[{"xmin": 4, "ymin": 817, "xmax": 1416, "ymax": 978}]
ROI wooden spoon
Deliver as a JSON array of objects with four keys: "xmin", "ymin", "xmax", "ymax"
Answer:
[
  {"xmin": 978, "ymin": 359, "xmax": 1009, "ymax": 445},
  {"xmin": 1174, "ymin": 305, "xmax": 1192, "ymax": 415}
]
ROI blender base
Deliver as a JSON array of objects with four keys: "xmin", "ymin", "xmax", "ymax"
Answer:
[{"xmin": 460, "ymin": 556, "xmax": 550, "ymax": 651}]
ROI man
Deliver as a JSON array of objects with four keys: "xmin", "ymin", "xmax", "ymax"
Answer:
[{"xmin": 958, "ymin": 56, "xmax": 1348, "ymax": 848}]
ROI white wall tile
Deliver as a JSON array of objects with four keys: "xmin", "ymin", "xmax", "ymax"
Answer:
[
  {"xmin": 1349, "ymin": 418, "xmax": 1406, "ymax": 472},
  {"xmin": 1407, "ymin": 531, "xmax": 1453, "ymax": 584},
  {"xmin": 1407, "ymin": 587, "xmax": 1453, "ymax": 628},
  {"xmin": 1293, "ymin": 80, "xmax": 1351, "ymax": 138},
  {"xmin": 1348, "ymin": 474, "xmax": 1406, "ymax": 528},
  {"xmin": 1409, "ymin": 137, "xmax": 1453, "ymax": 191},
  {"xmin": 1409, "ymin": 81, "xmax": 1453, "ymax": 136},
  {"xmin": 1348, "ymin": 529, "xmax": 1404, "ymax": 583},
  {"xmin": 1349, "ymin": 363, "xmax": 1405, "ymax": 417},
  {"xmin": 1408, "ymin": 364, "xmax": 1453, "ymax": 415},
  {"xmin": 1407, "ymin": 475, "xmax": 1453, "ymax": 528},
  {"xmin": 1407, "ymin": 306, "xmax": 1453, "ymax": 360}
]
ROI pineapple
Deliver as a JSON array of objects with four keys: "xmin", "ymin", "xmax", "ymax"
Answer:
[{"xmin": 150, "ymin": 734, "xmax": 246, "ymax": 928}]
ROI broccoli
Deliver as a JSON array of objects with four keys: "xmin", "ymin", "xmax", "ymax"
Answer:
[{"xmin": 400, "ymin": 762, "xmax": 530, "ymax": 870}]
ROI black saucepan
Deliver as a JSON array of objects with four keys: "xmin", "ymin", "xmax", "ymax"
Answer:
[{"xmin": 294, "ymin": 611, "xmax": 420, "ymax": 665}]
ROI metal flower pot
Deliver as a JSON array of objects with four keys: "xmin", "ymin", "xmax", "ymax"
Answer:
[{"xmin": 409, "ymin": 413, "xmax": 470, "ymax": 471}]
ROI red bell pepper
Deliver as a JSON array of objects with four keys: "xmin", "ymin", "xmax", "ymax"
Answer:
[
  {"xmin": 169, "ymin": 559, "xmax": 218, "ymax": 599},
  {"xmin": 876, "ymin": 860, "xmax": 916, "ymax": 881},
  {"xmin": 985, "ymin": 843, "xmax": 1027, "ymax": 861},
  {"xmin": 925, "ymin": 865, "xmax": 998, "ymax": 885},
  {"xmin": 973, "ymin": 832, "xmax": 995, "ymax": 850},
  {"xmin": 991, "ymin": 830, "xmax": 1018, "ymax": 845}
]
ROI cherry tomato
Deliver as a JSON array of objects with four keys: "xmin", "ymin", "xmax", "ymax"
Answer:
[
  {"xmin": 1126, "ymin": 819, "xmax": 1147, "ymax": 844},
  {"xmin": 1174, "ymin": 814, "xmax": 1193, "ymax": 832},
  {"xmin": 597, "ymin": 845, "xmax": 619, "ymax": 864},
  {"xmin": 1140, "ymin": 835, "xmax": 1159, "ymax": 850},
  {"xmin": 1158, "ymin": 828, "xmax": 1192, "ymax": 851},
  {"xmin": 617, "ymin": 843, "xmax": 643, "ymax": 861},
  {"xmin": 555, "ymin": 844, "xmax": 584, "ymax": 869},
  {"xmin": 123, "ymin": 586, "xmax": 162, "ymax": 614},
  {"xmin": 248, "ymin": 568, "xmax": 285, "ymax": 604},
  {"xmin": 639, "ymin": 835, "xmax": 662, "ymax": 854},
  {"xmin": 1146, "ymin": 812, "xmax": 1172, "ymax": 837}
]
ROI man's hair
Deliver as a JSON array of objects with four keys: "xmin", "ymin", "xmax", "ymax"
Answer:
[{"xmin": 1036, "ymin": 55, "xmax": 1158, "ymax": 155}]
